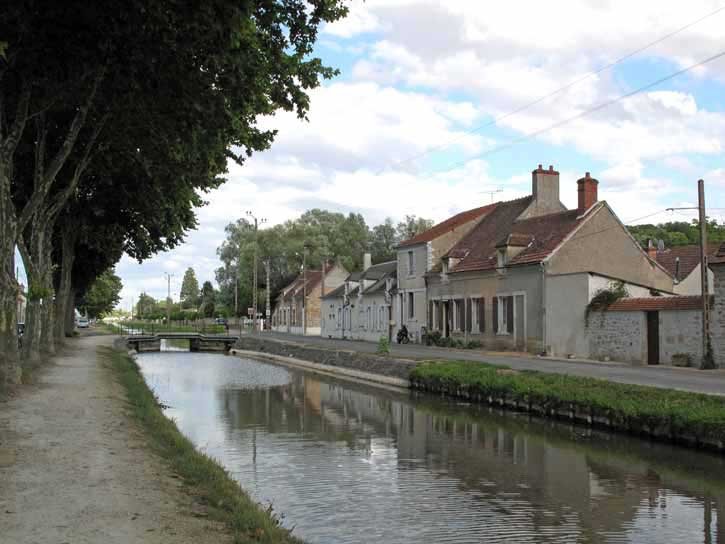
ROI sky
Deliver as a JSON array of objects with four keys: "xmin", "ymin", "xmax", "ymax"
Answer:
[{"xmin": 115, "ymin": 0, "xmax": 725, "ymax": 310}]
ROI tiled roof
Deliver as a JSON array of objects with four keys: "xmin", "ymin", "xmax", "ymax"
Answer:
[
  {"xmin": 606, "ymin": 295, "xmax": 712, "ymax": 312},
  {"xmin": 710, "ymin": 242, "xmax": 725, "ymax": 265},
  {"xmin": 277, "ymin": 261, "xmax": 337, "ymax": 299},
  {"xmin": 444, "ymin": 197, "xmax": 587, "ymax": 273},
  {"xmin": 361, "ymin": 260, "xmax": 396, "ymax": 280},
  {"xmin": 396, "ymin": 203, "xmax": 496, "ymax": 248},
  {"xmin": 654, "ymin": 244, "xmax": 720, "ymax": 278}
]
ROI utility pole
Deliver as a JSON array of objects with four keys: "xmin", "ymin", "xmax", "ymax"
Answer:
[
  {"xmin": 265, "ymin": 259, "xmax": 271, "ymax": 331},
  {"xmin": 234, "ymin": 272, "xmax": 238, "ymax": 319},
  {"xmin": 246, "ymin": 211, "xmax": 266, "ymax": 334},
  {"xmin": 302, "ymin": 244, "xmax": 308, "ymax": 336},
  {"xmin": 164, "ymin": 272, "xmax": 173, "ymax": 325},
  {"xmin": 698, "ymin": 179, "xmax": 714, "ymax": 369}
]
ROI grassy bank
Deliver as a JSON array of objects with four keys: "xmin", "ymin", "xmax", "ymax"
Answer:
[
  {"xmin": 410, "ymin": 361, "xmax": 725, "ymax": 450},
  {"xmin": 102, "ymin": 347, "xmax": 303, "ymax": 544}
]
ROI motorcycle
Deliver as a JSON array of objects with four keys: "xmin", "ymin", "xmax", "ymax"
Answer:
[{"xmin": 396, "ymin": 325, "xmax": 410, "ymax": 344}]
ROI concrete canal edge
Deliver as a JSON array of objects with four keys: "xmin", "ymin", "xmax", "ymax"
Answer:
[
  {"xmin": 109, "ymin": 340, "xmax": 306, "ymax": 543},
  {"xmin": 233, "ymin": 336, "xmax": 725, "ymax": 454}
]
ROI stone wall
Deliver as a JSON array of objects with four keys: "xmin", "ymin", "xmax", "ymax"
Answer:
[
  {"xmin": 713, "ymin": 264, "xmax": 725, "ymax": 368},
  {"xmin": 659, "ymin": 310, "xmax": 702, "ymax": 366},
  {"xmin": 587, "ymin": 311, "xmax": 646, "ymax": 364},
  {"xmin": 235, "ymin": 336, "xmax": 419, "ymax": 380}
]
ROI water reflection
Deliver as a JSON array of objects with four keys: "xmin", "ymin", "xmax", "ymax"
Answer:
[{"xmin": 138, "ymin": 352, "xmax": 725, "ymax": 544}]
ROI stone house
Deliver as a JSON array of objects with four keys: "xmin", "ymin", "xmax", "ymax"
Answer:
[
  {"xmin": 321, "ymin": 254, "xmax": 397, "ymax": 342},
  {"xmin": 394, "ymin": 204, "xmax": 495, "ymax": 343},
  {"xmin": 651, "ymin": 243, "xmax": 717, "ymax": 295},
  {"xmin": 271, "ymin": 261, "xmax": 348, "ymax": 336},
  {"xmin": 424, "ymin": 165, "xmax": 674, "ymax": 357}
]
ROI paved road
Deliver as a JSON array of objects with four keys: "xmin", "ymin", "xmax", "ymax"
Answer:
[{"xmin": 254, "ymin": 331, "xmax": 725, "ymax": 396}]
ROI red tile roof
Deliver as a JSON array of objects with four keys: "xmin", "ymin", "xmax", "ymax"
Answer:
[
  {"xmin": 277, "ymin": 261, "xmax": 337, "ymax": 299},
  {"xmin": 711, "ymin": 242, "xmax": 725, "ymax": 265},
  {"xmin": 396, "ymin": 203, "xmax": 496, "ymax": 248},
  {"xmin": 654, "ymin": 244, "xmax": 720, "ymax": 278},
  {"xmin": 606, "ymin": 295, "xmax": 712, "ymax": 312},
  {"xmin": 445, "ymin": 197, "xmax": 589, "ymax": 273}
]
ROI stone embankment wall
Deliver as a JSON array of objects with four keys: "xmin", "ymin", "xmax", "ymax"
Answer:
[{"xmin": 234, "ymin": 336, "xmax": 419, "ymax": 380}]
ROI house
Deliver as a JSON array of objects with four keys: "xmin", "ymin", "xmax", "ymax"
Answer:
[
  {"xmin": 394, "ymin": 204, "xmax": 496, "ymax": 343},
  {"xmin": 271, "ymin": 261, "xmax": 348, "ymax": 336},
  {"xmin": 710, "ymin": 243, "xmax": 725, "ymax": 368},
  {"xmin": 650, "ymin": 243, "xmax": 717, "ymax": 295},
  {"xmin": 321, "ymin": 254, "xmax": 397, "ymax": 342},
  {"xmin": 424, "ymin": 165, "xmax": 674, "ymax": 357}
]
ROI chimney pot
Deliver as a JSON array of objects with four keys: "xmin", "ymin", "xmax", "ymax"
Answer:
[
  {"xmin": 549, "ymin": 165, "xmax": 553, "ymax": 171},
  {"xmin": 577, "ymin": 172, "xmax": 599, "ymax": 212},
  {"xmin": 538, "ymin": 164, "xmax": 542, "ymax": 170}
]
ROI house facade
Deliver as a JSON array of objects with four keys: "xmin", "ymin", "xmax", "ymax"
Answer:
[
  {"xmin": 394, "ymin": 204, "xmax": 495, "ymax": 343},
  {"xmin": 711, "ymin": 243, "xmax": 725, "ymax": 368},
  {"xmin": 271, "ymin": 261, "xmax": 348, "ymax": 336},
  {"xmin": 424, "ymin": 165, "xmax": 674, "ymax": 357},
  {"xmin": 321, "ymin": 255, "xmax": 396, "ymax": 342}
]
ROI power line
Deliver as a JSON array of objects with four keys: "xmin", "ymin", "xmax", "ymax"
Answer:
[
  {"xmin": 375, "ymin": 4, "xmax": 725, "ymax": 175},
  {"xmin": 417, "ymin": 48, "xmax": 725, "ymax": 179}
]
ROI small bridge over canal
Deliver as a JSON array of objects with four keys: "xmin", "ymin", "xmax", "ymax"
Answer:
[{"xmin": 126, "ymin": 332, "xmax": 239, "ymax": 353}]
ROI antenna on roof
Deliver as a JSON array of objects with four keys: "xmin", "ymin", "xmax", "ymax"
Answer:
[{"xmin": 479, "ymin": 188, "xmax": 503, "ymax": 203}]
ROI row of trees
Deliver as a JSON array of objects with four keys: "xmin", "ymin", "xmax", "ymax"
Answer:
[
  {"xmin": 134, "ymin": 269, "xmax": 220, "ymax": 320},
  {"xmin": 214, "ymin": 209, "xmax": 433, "ymax": 318},
  {"xmin": 0, "ymin": 1, "xmax": 348, "ymax": 385},
  {"xmin": 628, "ymin": 220, "xmax": 725, "ymax": 249}
]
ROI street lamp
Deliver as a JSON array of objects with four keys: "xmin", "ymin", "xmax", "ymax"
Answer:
[{"xmin": 246, "ymin": 211, "xmax": 267, "ymax": 333}]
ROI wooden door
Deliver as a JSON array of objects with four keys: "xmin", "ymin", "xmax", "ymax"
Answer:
[{"xmin": 647, "ymin": 311, "xmax": 659, "ymax": 365}]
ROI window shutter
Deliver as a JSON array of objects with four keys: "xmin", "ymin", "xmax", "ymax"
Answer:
[
  {"xmin": 428, "ymin": 301, "xmax": 433, "ymax": 329},
  {"xmin": 466, "ymin": 299, "xmax": 472, "ymax": 333},
  {"xmin": 493, "ymin": 297, "xmax": 498, "ymax": 333},
  {"xmin": 438, "ymin": 302, "xmax": 444, "ymax": 332},
  {"xmin": 478, "ymin": 298, "xmax": 485, "ymax": 333},
  {"xmin": 506, "ymin": 296, "xmax": 514, "ymax": 334}
]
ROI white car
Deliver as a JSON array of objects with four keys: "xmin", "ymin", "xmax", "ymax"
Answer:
[{"xmin": 76, "ymin": 317, "xmax": 89, "ymax": 328}]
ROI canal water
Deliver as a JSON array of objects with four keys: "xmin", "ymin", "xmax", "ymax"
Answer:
[{"xmin": 137, "ymin": 350, "xmax": 725, "ymax": 544}]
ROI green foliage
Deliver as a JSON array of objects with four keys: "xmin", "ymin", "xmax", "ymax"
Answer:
[
  {"xmin": 376, "ymin": 336, "xmax": 391, "ymax": 355},
  {"xmin": 179, "ymin": 268, "xmax": 200, "ymax": 309},
  {"xmin": 411, "ymin": 360, "xmax": 725, "ymax": 443},
  {"xmin": 585, "ymin": 281, "xmax": 629, "ymax": 327},
  {"xmin": 199, "ymin": 281, "xmax": 216, "ymax": 318},
  {"xmin": 397, "ymin": 215, "xmax": 435, "ymax": 242},
  {"xmin": 215, "ymin": 210, "xmax": 435, "ymax": 317},
  {"xmin": 27, "ymin": 282, "xmax": 52, "ymax": 302},
  {"xmin": 80, "ymin": 269, "xmax": 123, "ymax": 318},
  {"xmin": 104, "ymin": 348, "xmax": 303, "ymax": 543},
  {"xmin": 423, "ymin": 330, "xmax": 482, "ymax": 350},
  {"xmin": 628, "ymin": 220, "xmax": 725, "ymax": 248}
]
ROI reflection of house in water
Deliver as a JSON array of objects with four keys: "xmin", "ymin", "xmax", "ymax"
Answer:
[{"xmin": 218, "ymin": 371, "xmax": 725, "ymax": 540}]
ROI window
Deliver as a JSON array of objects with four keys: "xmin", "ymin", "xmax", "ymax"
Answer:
[
  {"xmin": 407, "ymin": 251, "xmax": 415, "ymax": 276},
  {"xmin": 432, "ymin": 301, "xmax": 439, "ymax": 330},
  {"xmin": 367, "ymin": 307, "xmax": 371, "ymax": 330},
  {"xmin": 495, "ymin": 296, "xmax": 514, "ymax": 335},
  {"xmin": 453, "ymin": 299, "xmax": 465, "ymax": 332},
  {"xmin": 497, "ymin": 249, "xmax": 507, "ymax": 272},
  {"xmin": 407, "ymin": 292, "xmax": 415, "ymax": 319}
]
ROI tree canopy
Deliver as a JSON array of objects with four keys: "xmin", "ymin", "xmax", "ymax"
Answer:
[
  {"xmin": 628, "ymin": 220, "xmax": 725, "ymax": 249},
  {"xmin": 79, "ymin": 269, "xmax": 123, "ymax": 319},
  {"xmin": 180, "ymin": 268, "xmax": 200, "ymax": 309}
]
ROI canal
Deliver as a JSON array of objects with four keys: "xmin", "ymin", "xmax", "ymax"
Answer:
[{"xmin": 137, "ymin": 350, "xmax": 725, "ymax": 543}]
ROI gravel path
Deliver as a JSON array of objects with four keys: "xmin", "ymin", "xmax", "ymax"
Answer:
[{"xmin": 0, "ymin": 334, "xmax": 229, "ymax": 544}]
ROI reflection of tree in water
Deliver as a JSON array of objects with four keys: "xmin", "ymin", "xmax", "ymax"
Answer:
[{"xmin": 217, "ymin": 369, "xmax": 725, "ymax": 542}]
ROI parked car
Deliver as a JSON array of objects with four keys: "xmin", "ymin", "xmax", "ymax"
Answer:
[
  {"xmin": 214, "ymin": 317, "xmax": 228, "ymax": 325},
  {"xmin": 76, "ymin": 317, "xmax": 89, "ymax": 328}
]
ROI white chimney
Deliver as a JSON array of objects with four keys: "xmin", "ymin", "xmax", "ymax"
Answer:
[{"xmin": 363, "ymin": 252, "xmax": 372, "ymax": 271}]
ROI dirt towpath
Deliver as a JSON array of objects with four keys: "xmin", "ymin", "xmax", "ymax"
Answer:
[{"xmin": 0, "ymin": 334, "xmax": 229, "ymax": 543}]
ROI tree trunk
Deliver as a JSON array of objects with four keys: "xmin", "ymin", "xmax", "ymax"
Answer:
[
  {"xmin": 54, "ymin": 227, "xmax": 76, "ymax": 344},
  {"xmin": 65, "ymin": 287, "xmax": 77, "ymax": 336},
  {"xmin": 22, "ymin": 298, "xmax": 41, "ymax": 364},
  {"xmin": 0, "ymin": 176, "xmax": 20, "ymax": 383}
]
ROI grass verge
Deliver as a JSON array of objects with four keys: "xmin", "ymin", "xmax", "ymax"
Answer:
[
  {"xmin": 410, "ymin": 360, "xmax": 725, "ymax": 449},
  {"xmin": 101, "ymin": 346, "xmax": 304, "ymax": 544}
]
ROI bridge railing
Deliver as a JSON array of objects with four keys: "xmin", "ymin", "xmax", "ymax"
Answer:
[{"xmin": 112, "ymin": 320, "xmax": 229, "ymax": 336}]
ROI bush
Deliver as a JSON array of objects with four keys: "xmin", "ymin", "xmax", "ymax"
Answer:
[{"xmin": 377, "ymin": 336, "xmax": 391, "ymax": 355}]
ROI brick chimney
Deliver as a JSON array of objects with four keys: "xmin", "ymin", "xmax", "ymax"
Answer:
[
  {"xmin": 647, "ymin": 240, "xmax": 657, "ymax": 260},
  {"xmin": 577, "ymin": 172, "xmax": 599, "ymax": 212}
]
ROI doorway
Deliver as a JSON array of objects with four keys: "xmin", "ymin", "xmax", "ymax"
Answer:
[{"xmin": 646, "ymin": 311, "xmax": 659, "ymax": 365}]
